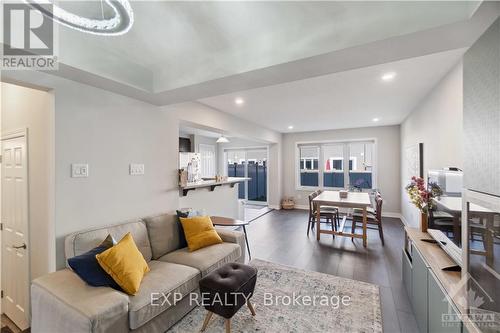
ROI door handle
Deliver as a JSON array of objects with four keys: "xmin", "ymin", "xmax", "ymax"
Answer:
[{"xmin": 13, "ymin": 243, "xmax": 26, "ymax": 250}]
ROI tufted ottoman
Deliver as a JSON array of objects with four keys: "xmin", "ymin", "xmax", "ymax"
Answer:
[{"xmin": 199, "ymin": 262, "xmax": 258, "ymax": 333}]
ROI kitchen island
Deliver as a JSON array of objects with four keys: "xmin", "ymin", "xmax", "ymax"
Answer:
[{"xmin": 179, "ymin": 177, "xmax": 249, "ymax": 219}]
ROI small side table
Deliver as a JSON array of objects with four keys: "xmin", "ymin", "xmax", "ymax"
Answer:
[{"xmin": 211, "ymin": 216, "xmax": 252, "ymax": 260}]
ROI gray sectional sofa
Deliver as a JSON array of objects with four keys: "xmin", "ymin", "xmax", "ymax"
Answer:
[{"xmin": 31, "ymin": 213, "xmax": 246, "ymax": 333}]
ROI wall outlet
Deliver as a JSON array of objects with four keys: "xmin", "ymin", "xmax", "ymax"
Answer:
[
  {"xmin": 129, "ymin": 163, "xmax": 145, "ymax": 176},
  {"xmin": 71, "ymin": 164, "xmax": 89, "ymax": 178}
]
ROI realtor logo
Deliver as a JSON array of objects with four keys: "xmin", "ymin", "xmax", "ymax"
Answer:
[
  {"xmin": 442, "ymin": 273, "xmax": 499, "ymax": 330},
  {"xmin": 2, "ymin": 2, "xmax": 57, "ymax": 69}
]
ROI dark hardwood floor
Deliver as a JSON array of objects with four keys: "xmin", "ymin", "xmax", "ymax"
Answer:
[{"xmin": 244, "ymin": 209, "xmax": 419, "ymax": 333}]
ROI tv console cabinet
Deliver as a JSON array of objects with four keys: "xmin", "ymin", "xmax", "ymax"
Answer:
[{"xmin": 403, "ymin": 227, "xmax": 478, "ymax": 333}]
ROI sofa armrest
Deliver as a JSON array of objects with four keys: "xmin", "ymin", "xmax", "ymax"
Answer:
[
  {"xmin": 215, "ymin": 228, "xmax": 246, "ymax": 263},
  {"xmin": 31, "ymin": 269, "xmax": 129, "ymax": 333}
]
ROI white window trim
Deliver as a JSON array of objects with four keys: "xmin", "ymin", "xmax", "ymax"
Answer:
[{"xmin": 295, "ymin": 138, "xmax": 378, "ymax": 191}]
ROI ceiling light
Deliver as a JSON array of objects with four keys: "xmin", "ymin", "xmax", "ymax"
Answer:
[
  {"xmin": 288, "ymin": 125, "xmax": 294, "ymax": 130},
  {"xmin": 372, "ymin": 118, "xmax": 380, "ymax": 122},
  {"xmin": 25, "ymin": 0, "xmax": 134, "ymax": 36},
  {"xmin": 216, "ymin": 135, "xmax": 230, "ymax": 144},
  {"xmin": 381, "ymin": 72, "xmax": 396, "ymax": 82},
  {"xmin": 235, "ymin": 98, "xmax": 244, "ymax": 105}
]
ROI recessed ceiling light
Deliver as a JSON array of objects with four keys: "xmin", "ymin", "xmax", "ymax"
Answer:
[
  {"xmin": 235, "ymin": 98, "xmax": 244, "ymax": 105},
  {"xmin": 372, "ymin": 118, "xmax": 380, "ymax": 122},
  {"xmin": 288, "ymin": 125, "xmax": 294, "ymax": 130},
  {"xmin": 381, "ymin": 72, "xmax": 397, "ymax": 82}
]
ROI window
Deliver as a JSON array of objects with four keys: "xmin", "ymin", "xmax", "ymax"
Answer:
[
  {"xmin": 297, "ymin": 141, "xmax": 375, "ymax": 190},
  {"xmin": 199, "ymin": 144, "xmax": 216, "ymax": 178},
  {"xmin": 299, "ymin": 146, "xmax": 319, "ymax": 186},
  {"xmin": 323, "ymin": 144, "xmax": 344, "ymax": 188}
]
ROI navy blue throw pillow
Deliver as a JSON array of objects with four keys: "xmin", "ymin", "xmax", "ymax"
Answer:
[
  {"xmin": 68, "ymin": 238, "xmax": 122, "ymax": 291},
  {"xmin": 176, "ymin": 210, "xmax": 189, "ymax": 248}
]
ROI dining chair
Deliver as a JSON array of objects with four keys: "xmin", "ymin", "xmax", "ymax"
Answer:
[
  {"xmin": 315, "ymin": 189, "xmax": 341, "ymax": 229},
  {"xmin": 351, "ymin": 194, "xmax": 384, "ymax": 245},
  {"xmin": 429, "ymin": 208, "xmax": 455, "ymax": 237},
  {"xmin": 307, "ymin": 191, "xmax": 338, "ymax": 237}
]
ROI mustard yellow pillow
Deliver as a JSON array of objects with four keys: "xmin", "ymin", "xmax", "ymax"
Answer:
[
  {"xmin": 180, "ymin": 216, "xmax": 223, "ymax": 252},
  {"xmin": 96, "ymin": 232, "xmax": 149, "ymax": 295}
]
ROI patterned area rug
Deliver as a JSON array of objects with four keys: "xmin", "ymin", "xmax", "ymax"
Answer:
[{"xmin": 168, "ymin": 259, "xmax": 382, "ymax": 333}]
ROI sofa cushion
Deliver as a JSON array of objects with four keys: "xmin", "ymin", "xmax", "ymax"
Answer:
[
  {"xmin": 143, "ymin": 213, "xmax": 182, "ymax": 259},
  {"xmin": 128, "ymin": 261, "xmax": 200, "ymax": 330},
  {"xmin": 159, "ymin": 242, "xmax": 241, "ymax": 277},
  {"xmin": 65, "ymin": 220, "xmax": 152, "ymax": 265},
  {"xmin": 32, "ymin": 269, "xmax": 129, "ymax": 332}
]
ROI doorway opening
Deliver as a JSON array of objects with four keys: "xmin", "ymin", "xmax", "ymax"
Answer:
[
  {"xmin": 225, "ymin": 148, "xmax": 272, "ymax": 222},
  {"xmin": 1, "ymin": 81, "xmax": 55, "ymax": 333},
  {"xmin": 1, "ymin": 130, "xmax": 30, "ymax": 332}
]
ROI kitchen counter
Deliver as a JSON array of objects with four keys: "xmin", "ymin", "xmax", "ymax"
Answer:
[{"xmin": 180, "ymin": 177, "xmax": 250, "ymax": 196}]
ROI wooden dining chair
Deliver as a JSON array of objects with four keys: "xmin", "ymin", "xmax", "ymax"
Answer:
[
  {"xmin": 351, "ymin": 194, "xmax": 384, "ymax": 245},
  {"xmin": 307, "ymin": 191, "xmax": 338, "ymax": 237},
  {"xmin": 315, "ymin": 189, "xmax": 341, "ymax": 229}
]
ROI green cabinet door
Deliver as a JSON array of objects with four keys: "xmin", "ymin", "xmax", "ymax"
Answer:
[
  {"xmin": 412, "ymin": 246, "xmax": 429, "ymax": 333},
  {"xmin": 428, "ymin": 270, "xmax": 462, "ymax": 333}
]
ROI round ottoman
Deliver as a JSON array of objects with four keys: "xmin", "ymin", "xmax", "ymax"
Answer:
[{"xmin": 199, "ymin": 262, "xmax": 258, "ymax": 333}]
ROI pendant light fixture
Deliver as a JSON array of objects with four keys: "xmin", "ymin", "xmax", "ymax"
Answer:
[
  {"xmin": 216, "ymin": 134, "xmax": 230, "ymax": 144},
  {"xmin": 25, "ymin": 0, "xmax": 134, "ymax": 36}
]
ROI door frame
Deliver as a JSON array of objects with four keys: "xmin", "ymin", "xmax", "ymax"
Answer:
[
  {"xmin": 224, "ymin": 146, "xmax": 269, "ymax": 205},
  {"xmin": 1, "ymin": 128, "xmax": 31, "ymax": 328}
]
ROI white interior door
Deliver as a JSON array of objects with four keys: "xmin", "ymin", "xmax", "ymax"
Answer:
[
  {"xmin": 199, "ymin": 144, "xmax": 216, "ymax": 178},
  {"xmin": 1, "ymin": 134, "xmax": 30, "ymax": 330}
]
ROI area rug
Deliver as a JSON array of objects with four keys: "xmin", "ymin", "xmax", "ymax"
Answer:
[{"xmin": 168, "ymin": 259, "xmax": 382, "ymax": 333}]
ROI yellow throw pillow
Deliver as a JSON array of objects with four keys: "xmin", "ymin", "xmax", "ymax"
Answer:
[
  {"xmin": 96, "ymin": 232, "xmax": 149, "ymax": 295},
  {"xmin": 180, "ymin": 216, "xmax": 223, "ymax": 252}
]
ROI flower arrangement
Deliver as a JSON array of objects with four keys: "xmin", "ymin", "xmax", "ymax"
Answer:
[{"xmin": 405, "ymin": 176, "xmax": 443, "ymax": 213}]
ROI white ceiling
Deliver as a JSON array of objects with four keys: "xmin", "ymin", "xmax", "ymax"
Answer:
[
  {"xmin": 56, "ymin": 1, "xmax": 478, "ymax": 92},
  {"xmin": 3, "ymin": 0, "xmax": 498, "ymax": 133},
  {"xmin": 179, "ymin": 126, "xmax": 221, "ymax": 139},
  {"xmin": 199, "ymin": 48, "xmax": 466, "ymax": 132}
]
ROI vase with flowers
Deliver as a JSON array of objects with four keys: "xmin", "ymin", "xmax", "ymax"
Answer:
[{"xmin": 405, "ymin": 176, "xmax": 443, "ymax": 232}]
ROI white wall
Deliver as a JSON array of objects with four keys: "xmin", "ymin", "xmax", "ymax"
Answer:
[
  {"xmin": 282, "ymin": 125, "xmax": 401, "ymax": 214},
  {"xmin": 53, "ymin": 81, "xmax": 179, "ymax": 269},
  {"xmin": 1, "ymin": 82, "xmax": 56, "ymax": 279},
  {"xmin": 2, "ymin": 71, "xmax": 283, "ymax": 270},
  {"xmin": 400, "ymin": 62, "xmax": 463, "ymax": 227},
  {"xmin": 179, "ymin": 186, "xmax": 240, "ymax": 219}
]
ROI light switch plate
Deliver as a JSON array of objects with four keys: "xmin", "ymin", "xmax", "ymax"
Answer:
[
  {"xmin": 129, "ymin": 163, "xmax": 145, "ymax": 175},
  {"xmin": 71, "ymin": 164, "xmax": 89, "ymax": 178}
]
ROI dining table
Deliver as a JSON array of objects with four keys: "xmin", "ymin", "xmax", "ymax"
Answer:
[{"xmin": 313, "ymin": 191, "xmax": 372, "ymax": 247}]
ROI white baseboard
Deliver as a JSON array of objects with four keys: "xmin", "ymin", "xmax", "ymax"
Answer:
[
  {"xmin": 382, "ymin": 212, "xmax": 401, "ymax": 219},
  {"xmin": 276, "ymin": 205, "xmax": 406, "ymax": 225},
  {"xmin": 268, "ymin": 205, "xmax": 281, "ymax": 210},
  {"xmin": 399, "ymin": 214, "xmax": 409, "ymax": 226}
]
